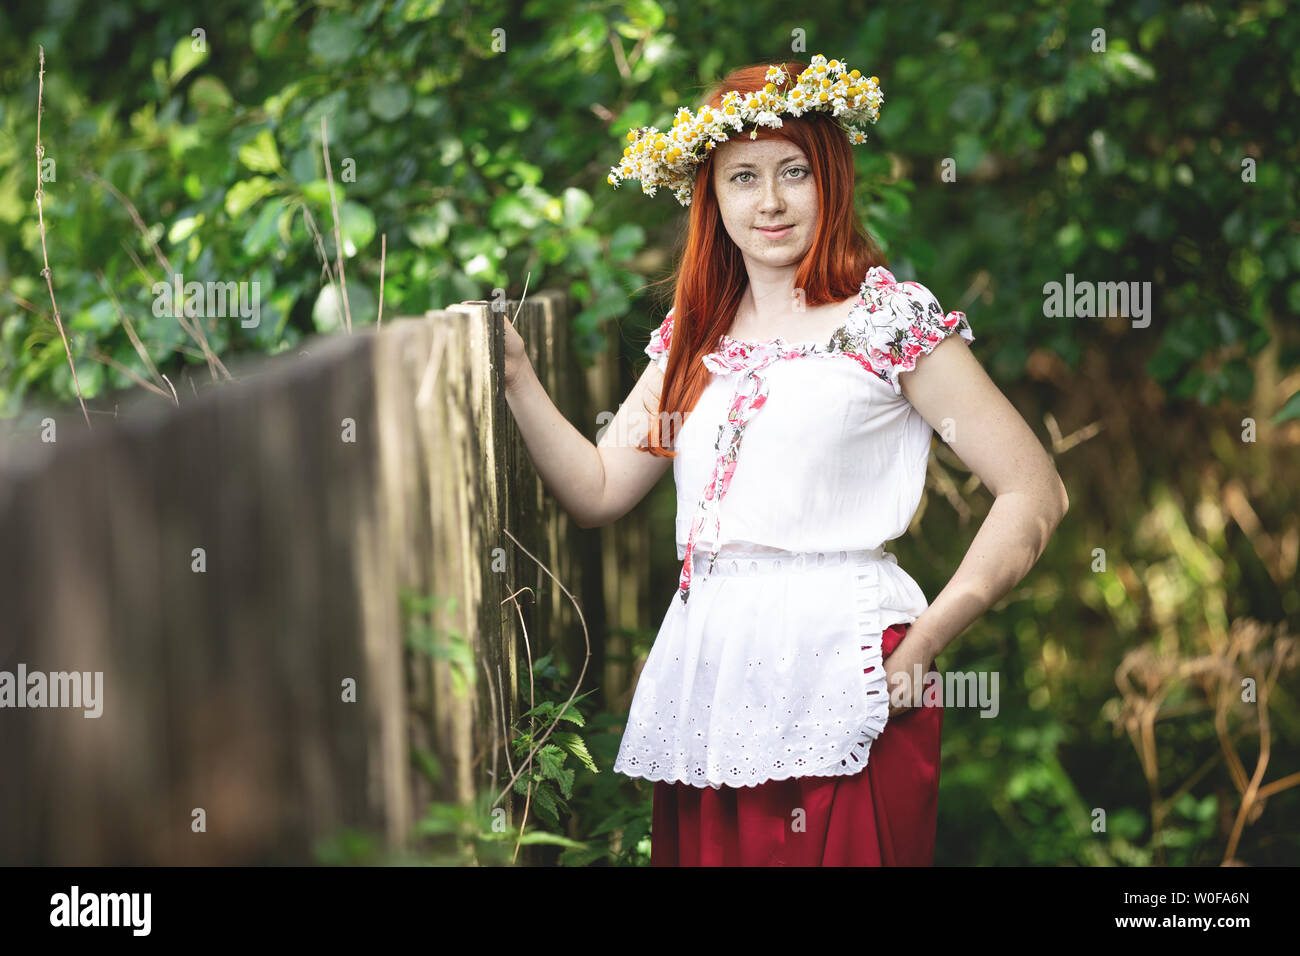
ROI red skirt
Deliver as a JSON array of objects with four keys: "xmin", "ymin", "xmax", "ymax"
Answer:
[{"xmin": 650, "ymin": 622, "xmax": 941, "ymax": 866}]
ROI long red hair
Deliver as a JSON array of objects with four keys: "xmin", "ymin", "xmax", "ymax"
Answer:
[{"xmin": 641, "ymin": 61, "xmax": 886, "ymax": 458}]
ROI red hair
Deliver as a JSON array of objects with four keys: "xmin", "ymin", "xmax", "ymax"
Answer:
[{"xmin": 640, "ymin": 61, "xmax": 886, "ymax": 458}]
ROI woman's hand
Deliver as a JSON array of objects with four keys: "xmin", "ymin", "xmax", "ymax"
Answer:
[
  {"xmin": 882, "ymin": 636, "xmax": 935, "ymax": 719},
  {"xmin": 498, "ymin": 308, "xmax": 530, "ymax": 392}
]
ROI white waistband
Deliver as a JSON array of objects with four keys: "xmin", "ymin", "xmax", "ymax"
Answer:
[{"xmin": 689, "ymin": 544, "xmax": 887, "ymax": 576}]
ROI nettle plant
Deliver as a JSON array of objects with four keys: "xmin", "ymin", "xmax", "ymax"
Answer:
[{"xmin": 510, "ymin": 654, "xmax": 598, "ymax": 830}]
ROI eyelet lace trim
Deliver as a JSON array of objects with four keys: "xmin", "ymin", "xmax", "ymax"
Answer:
[{"xmin": 613, "ymin": 550, "xmax": 896, "ymax": 790}]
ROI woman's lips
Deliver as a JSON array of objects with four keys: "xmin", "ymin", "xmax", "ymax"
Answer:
[{"xmin": 756, "ymin": 225, "xmax": 793, "ymax": 238}]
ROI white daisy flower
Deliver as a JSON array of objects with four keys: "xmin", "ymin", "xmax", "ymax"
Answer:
[{"xmin": 608, "ymin": 54, "xmax": 881, "ymax": 206}]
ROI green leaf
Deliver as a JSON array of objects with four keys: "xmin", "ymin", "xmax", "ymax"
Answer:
[
  {"xmin": 312, "ymin": 281, "xmax": 376, "ymax": 331},
  {"xmin": 561, "ymin": 188, "xmax": 593, "ymax": 228},
  {"xmin": 338, "ymin": 201, "xmax": 376, "ymax": 256},
  {"xmin": 551, "ymin": 731, "xmax": 597, "ymax": 772},
  {"xmin": 225, "ymin": 177, "xmax": 278, "ymax": 217},
  {"xmin": 71, "ymin": 300, "xmax": 117, "ymax": 334},
  {"xmin": 368, "ymin": 83, "xmax": 412, "ymax": 121},
  {"xmin": 608, "ymin": 223, "xmax": 644, "ymax": 260},
  {"xmin": 239, "ymin": 129, "xmax": 283, "ymax": 174},
  {"xmin": 488, "ymin": 193, "xmax": 539, "ymax": 231},
  {"xmin": 277, "ymin": 205, "xmax": 297, "ymax": 244},
  {"xmin": 530, "ymin": 783, "xmax": 559, "ymax": 826},
  {"xmin": 243, "ymin": 200, "xmax": 283, "ymax": 256},
  {"xmin": 536, "ymin": 744, "xmax": 567, "ymax": 782},
  {"xmin": 949, "ymin": 84, "xmax": 995, "ymax": 128},
  {"xmin": 513, "ymin": 831, "xmax": 588, "ymax": 849},
  {"xmin": 168, "ymin": 214, "xmax": 204, "ymax": 245},
  {"xmin": 553, "ymin": 702, "xmax": 586, "ymax": 727},
  {"xmin": 537, "ymin": 235, "xmax": 567, "ymax": 264},
  {"xmin": 169, "ymin": 36, "xmax": 208, "ymax": 85},
  {"xmin": 250, "ymin": 19, "xmax": 284, "ymax": 58},
  {"xmin": 1274, "ymin": 390, "xmax": 1300, "ymax": 424},
  {"xmin": 301, "ymin": 179, "xmax": 342, "ymax": 206},
  {"xmin": 312, "ymin": 284, "xmax": 346, "ymax": 333},
  {"xmin": 309, "ymin": 13, "xmax": 363, "ymax": 65},
  {"xmin": 406, "ymin": 215, "xmax": 448, "ymax": 248},
  {"xmin": 553, "ymin": 765, "xmax": 576, "ymax": 800},
  {"xmin": 151, "ymin": 58, "xmax": 168, "ymax": 94},
  {"xmin": 397, "ymin": 0, "xmax": 445, "ymax": 22},
  {"xmin": 189, "ymin": 76, "xmax": 232, "ymax": 113}
]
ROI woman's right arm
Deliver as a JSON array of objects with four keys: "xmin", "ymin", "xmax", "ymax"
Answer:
[{"xmin": 502, "ymin": 312, "xmax": 671, "ymax": 529}]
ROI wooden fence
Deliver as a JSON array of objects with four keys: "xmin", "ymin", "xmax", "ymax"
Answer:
[{"xmin": 0, "ymin": 290, "xmax": 654, "ymax": 864}]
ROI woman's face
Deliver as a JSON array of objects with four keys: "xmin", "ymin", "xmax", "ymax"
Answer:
[{"xmin": 710, "ymin": 136, "xmax": 818, "ymax": 269}]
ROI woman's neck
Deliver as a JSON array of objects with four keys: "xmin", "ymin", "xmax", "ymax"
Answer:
[{"xmin": 728, "ymin": 285, "xmax": 858, "ymax": 343}]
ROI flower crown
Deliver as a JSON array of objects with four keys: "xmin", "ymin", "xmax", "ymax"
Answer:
[{"xmin": 607, "ymin": 54, "xmax": 883, "ymax": 207}]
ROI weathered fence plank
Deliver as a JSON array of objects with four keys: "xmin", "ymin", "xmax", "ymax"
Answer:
[{"xmin": 0, "ymin": 289, "xmax": 636, "ymax": 864}]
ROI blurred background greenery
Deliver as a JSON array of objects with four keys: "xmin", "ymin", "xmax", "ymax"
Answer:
[{"xmin": 0, "ymin": 0, "xmax": 1296, "ymax": 864}]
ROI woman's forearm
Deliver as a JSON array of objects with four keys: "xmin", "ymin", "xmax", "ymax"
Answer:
[
  {"xmin": 909, "ymin": 483, "xmax": 1068, "ymax": 663},
  {"xmin": 504, "ymin": 362, "xmax": 606, "ymax": 528}
]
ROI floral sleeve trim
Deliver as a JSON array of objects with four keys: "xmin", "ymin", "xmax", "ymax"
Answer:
[
  {"xmin": 858, "ymin": 267, "xmax": 974, "ymax": 396},
  {"xmin": 645, "ymin": 309, "xmax": 674, "ymax": 371}
]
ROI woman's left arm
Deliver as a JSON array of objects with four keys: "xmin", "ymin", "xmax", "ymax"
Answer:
[{"xmin": 899, "ymin": 333, "xmax": 1070, "ymax": 667}]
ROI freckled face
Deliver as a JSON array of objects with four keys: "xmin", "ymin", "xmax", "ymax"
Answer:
[{"xmin": 711, "ymin": 137, "xmax": 818, "ymax": 268}]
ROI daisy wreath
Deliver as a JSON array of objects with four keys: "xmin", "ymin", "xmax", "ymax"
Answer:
[{"xmin": 606, "ymin": 54, "xmax": 883, "ymax": 207}]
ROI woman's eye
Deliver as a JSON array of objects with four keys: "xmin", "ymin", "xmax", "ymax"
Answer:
[{"xmin": 732, "ymin": 167, "xmax": 807, "ymax": 183}]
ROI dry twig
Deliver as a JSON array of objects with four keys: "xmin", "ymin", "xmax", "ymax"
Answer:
[
  {"xmin": 82, "ymin": 170, "xmax": 232, "ymax": 382},
  {"xmin": 377, "ymin": 233, "xmax": 386, "ymax": 329},
  {"xmin": 94, "ymin": 269, "xmax": 167, "ymax": 396},
  {"xmin": 320, "ymin": 115, "xmax": 353, "ymax": 334},
  {"xmin": 34, "ymin": 46, "xmax": 91, "ymax": 429}
]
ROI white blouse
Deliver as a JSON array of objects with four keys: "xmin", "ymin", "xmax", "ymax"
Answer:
[{"xmin": 614, "ymin": 265, "xmax": 975, "ymax": 789}]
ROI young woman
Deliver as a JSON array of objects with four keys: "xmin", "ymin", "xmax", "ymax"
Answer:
[{"xmin": 501, "ymin": 57, "xmax": 1068, "ymax": 866}]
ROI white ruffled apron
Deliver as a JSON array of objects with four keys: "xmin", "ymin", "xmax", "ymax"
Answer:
[{"xmin": 612, "ymin": 542, "xmax": 922, "ymax": 790}]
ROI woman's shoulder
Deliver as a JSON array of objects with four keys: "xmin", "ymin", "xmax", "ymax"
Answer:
[
  {"xmin": 858, "ymin": 265, "xmax": 943, "ymax": 313},
  {"xmin": 849, "ymin": 265, "xmax": 975, "ymax": 395},
  {"xmin": 644, "ymin": 308, "xmax": 675, "ymax": 370}
]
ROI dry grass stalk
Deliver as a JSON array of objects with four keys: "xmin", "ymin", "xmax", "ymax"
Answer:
[
  {"xmin": 81, "ymin": 170, "xmax": 231, "ymax": 383},
  {"xmin": 490, "ymin": 527, "xmax": 594, "ymax": 862},
  {"xmin": 94, "ymin": 268, "xmax": 170, "ymax": 401},
  {"xmin": 34, "ymin": 46, "xmax": 91, "ymax": 430},
  {"xmin": 1113, "ymin": 618, "xmax": 1297, "ymax": 864},
  {"xmin": 319, "ymin": 115, "xmax": 353, "ymax": 334},
  {"xmin": 377, "ymin": 233, "xmax": 386, "ymax": 329}
]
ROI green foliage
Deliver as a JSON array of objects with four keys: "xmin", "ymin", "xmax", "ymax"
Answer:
[
  {"xmin": 2, "ymin": 0, "xmax": 1295, "ymax": 866},
  {"xmin": 509, "ymin": 650, "xmax": 655, "ymax": 866},
  {"xmin": 4, "ymin": 0, "xmax": 1296, "ymax": 410},
  {"xmin": 403, "ymin": 590, "xmax": 475, "ymax": 696},
  {"xmin": 0, "ymin": 0, "xmax": 653, "ymax": 411}
]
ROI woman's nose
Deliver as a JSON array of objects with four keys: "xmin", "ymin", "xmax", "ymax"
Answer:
[{"xmin": 760, "ymin": 180, "xmax": 784, "ymax": 211}]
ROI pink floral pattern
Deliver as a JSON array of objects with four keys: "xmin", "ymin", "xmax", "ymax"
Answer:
[
  {"xmin": 644, "ymin": 266, "xmax": 973, "ymax": 604},
  {"xmin": 845, "ymin": 266, "xmax": 974, "ymax": 395},
  {"xmin": 645, "ymin": 308, "xmax": 674, "ymax": 370}
]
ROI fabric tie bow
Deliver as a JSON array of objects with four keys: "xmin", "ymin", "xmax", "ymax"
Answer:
[{"xmin": 677, "ymin": 340, "xmax": 810, "ymax": 604}]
